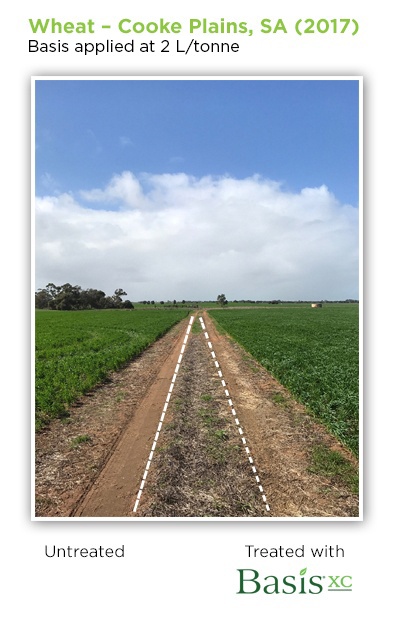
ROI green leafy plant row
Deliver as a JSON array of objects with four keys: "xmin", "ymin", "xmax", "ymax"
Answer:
[
  {"xmin": 210, "ymin": 305, "xmax": 359, "ymax": 455},
  {"xmin": 35, "ymin": 309, "xmax": 189, "ymax": 428}
]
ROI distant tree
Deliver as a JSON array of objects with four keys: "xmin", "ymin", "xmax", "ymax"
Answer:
[
  {"xmin": 80, "ymin": 288, "xmax": 106, "ymax": 309},
  {"xmin": 112, "ymin": 288, "xmax": 127, "ymax": 308},
  {"xmin": 54, "ymin": 283, "xmax": 82, "ymax": 310},
  {"xmin": 45, "ymin": 283, "xmax": 61, "ymax": 300},
  {"xmin": 35, "ymin": 288, "xmax": 52, "ymax": 309},
  {"xmin": 121, "ymin": 299, "xmax": 134, "ymax": 309},
  {"xmin": 217, "ymin": 294, "xmax": 228, "ymax": 307},
  {"xmin": 35, "ymin": 283, "xmax": 132, "ymax": 311}
]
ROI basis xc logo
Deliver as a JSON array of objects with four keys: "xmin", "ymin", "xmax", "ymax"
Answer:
[{"xmin": 237, "ymin": 568, "xmax": 353, "ymax": 595}]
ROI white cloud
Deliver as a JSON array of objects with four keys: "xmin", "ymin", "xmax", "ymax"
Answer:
[
  {"xmin": 35, "ymin": 172, "xmax": 358, "ymax": 301},
  {"xmin": 80, "ymin": 171, "xmax": 146, "ymax": 208}
]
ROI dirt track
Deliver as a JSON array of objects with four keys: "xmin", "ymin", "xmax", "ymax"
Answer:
[{"xmin": 35, "ymin": 312, "xmax": 358, "ymax": 518}]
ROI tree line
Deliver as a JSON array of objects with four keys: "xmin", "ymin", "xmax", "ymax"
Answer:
[{"xmin": 35, "ymin": 283, "xmax": 134, "ymax": 310}]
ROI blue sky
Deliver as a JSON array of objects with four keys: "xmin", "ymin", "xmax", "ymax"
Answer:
[
  {"xmin": 35, "ymin": 79, "xmax": 360, "ymax": 301},
  {"xmin": 36, "ymin": 79, "xmax": 359, "ymax": 205}
]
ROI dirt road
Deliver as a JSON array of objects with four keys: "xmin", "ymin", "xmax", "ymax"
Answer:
[{"xmin": 35, "ymin": 312, "xmax": 358, "ymax": 518}]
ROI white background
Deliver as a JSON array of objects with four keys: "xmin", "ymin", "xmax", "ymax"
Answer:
[{"xmin": 2, "ymin": 0, "xmax": 396, "ymax": 624}]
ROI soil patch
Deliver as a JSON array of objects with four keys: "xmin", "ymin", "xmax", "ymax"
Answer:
[{"xmin": 137, "ymin": 331, "xmax": 268, "ymax": 517}]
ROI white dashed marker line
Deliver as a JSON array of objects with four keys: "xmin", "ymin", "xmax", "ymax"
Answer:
[
  {"xmin": 133, "ymin": 315, "xmax": 195, "ymax": 513},
  {"xmin": 199, "ymin": 316, "xmax": 271, "ymax": 513}
]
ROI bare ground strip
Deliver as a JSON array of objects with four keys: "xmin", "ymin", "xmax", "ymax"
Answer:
[{"xmin": 136, "ymin": 330, "xmax": 268, "ymax": 517}]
